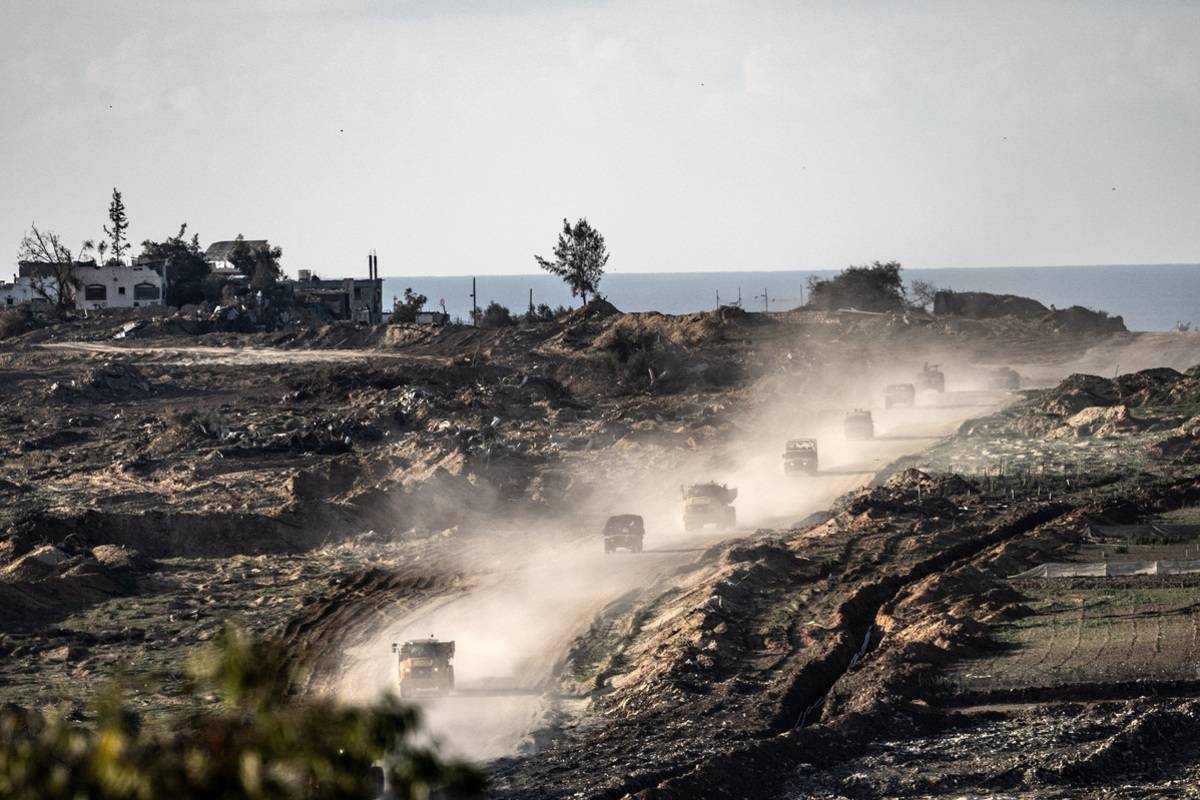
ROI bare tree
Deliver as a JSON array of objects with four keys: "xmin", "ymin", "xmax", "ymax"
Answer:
[{"xmin": 18, "ymin": 224, "xmax": 79, "ymax": 310}]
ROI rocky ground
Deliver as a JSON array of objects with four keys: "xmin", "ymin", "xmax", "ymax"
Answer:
[
  {"xmin": 490, "ymin": 364, "xmax": 1200, "ymax": 799},
  {"xmin": 2, "ymin": 303, "xmax": 1200, "ymax": 797}
]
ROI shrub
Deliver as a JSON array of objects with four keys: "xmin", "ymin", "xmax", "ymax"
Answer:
[
  {"xmin": 0, "ymin": 308, "xmax": 32, "ymax": 340},
  {"xmin": 479, "ymin": 301, "xmax": 514, "ymax": 328},
  {"xmin": 390, "ymin": 288, "xmax": 428, "ymax": 324},
  {"xmin": 807, "ymin": 261, "xmax": 906, "ymax": 312},
  {"xmin": 0, "ymin": 622, "xmax": 484, "ymax": 800}
]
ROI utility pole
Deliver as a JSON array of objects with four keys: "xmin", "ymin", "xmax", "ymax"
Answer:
[
  {"xmin": 470, "ymin": 277, "xmax": 479, "ymax": 326},
  {"xmin": 529, "ymin": 287, "xmax": 534, "ymax": 317},
  {"xmin": 716, "ymin": 290, "xmax": 720, "ymax": 309}
]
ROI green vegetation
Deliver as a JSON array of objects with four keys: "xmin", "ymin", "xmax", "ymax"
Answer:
[
  {"xmin": 139, "ymin": 224, "xmax": 209, "ymax": 306},
  {"xmin": 479, "ymin": 301, "xmax": 515, "ymax": 328},
  {"xmin": 0, "ymin": 623, "xmax": 484, "ymax": 800},
  {"xmin": 806, "ymin": 261, "xmax": 906, "ymax": 312},
  {"xmin": 389, "ymin": 288, "xmax": 428, "ymax": 323},
  {"xmin": 228, "ymin": 235, "xmax": 284, "ymax": 291},
  {"xmin": 534, "ymin": 218, "xmax": 609, "ymax": 306},
  {"xmin": 103, "ymin": 188, "xmax": 131, "ymax": 265}
]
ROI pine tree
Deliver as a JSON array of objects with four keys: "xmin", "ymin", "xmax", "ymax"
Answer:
[
  {"xmin": 534, "ymin": 218, "xmax": 609, "ymax": 306},
  {"xmin": 103, "ymin": 188, "xmax": 130, "ymax": 265}
]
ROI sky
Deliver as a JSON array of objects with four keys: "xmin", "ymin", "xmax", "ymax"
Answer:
[{"xmin": 2, "ymin": 0, "xmax": 1198, "ymax": 278}]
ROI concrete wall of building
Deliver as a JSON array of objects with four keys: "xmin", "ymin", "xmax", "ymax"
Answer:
[
  {"xmin": 2, "ymin": 276, "xmax": 57, "ymax": 307},
  {"xmin": 74, "ymin": 265, "xmax": 163, "ymax": 311}
]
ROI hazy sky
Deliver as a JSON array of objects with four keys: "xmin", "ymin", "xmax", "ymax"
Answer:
[{"xmin": 3, "ymin": 0, "xmax": 1198, "ymax": 278}]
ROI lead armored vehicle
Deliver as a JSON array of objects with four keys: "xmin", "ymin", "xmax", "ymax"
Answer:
[{"xmin": 394, "ymin": 638, "xmax": 455, "ymax": 698}]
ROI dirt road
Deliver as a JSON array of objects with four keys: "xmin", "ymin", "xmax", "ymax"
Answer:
[
  {"xmin": 336, "ymin": 391, "xmax": 1011, "ymax": 761},
  {"xmin": 37, "ymin": 341, "xmax": 437, "ymax": 366}
]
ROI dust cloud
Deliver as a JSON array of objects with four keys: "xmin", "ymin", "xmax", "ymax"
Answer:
[{"xmin": 332, "ymin": 343, "xmax": 1121, "ymax": 762}]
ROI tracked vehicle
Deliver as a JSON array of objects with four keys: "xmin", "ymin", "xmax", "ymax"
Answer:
[
  {"xmin": 393, "ymin": 638, "xmax": 455, "ymax": 698},
  {"xmin": 844, "ymin": 409, "xmax": 874, "ymax": 440},
  {"xmin": 782, "ymin": 438, "xmax": 818, "ymax": 475},
  {"xmin": 916, "ymin": 363, "xmax": 945, "ymax": 392},
  {"xmin": 884, "ymin": 383, "xmax": 916, "ymax": 408},
  {"xmin": 682, "ymin": 482, "xmax": 737, "ymax": 531},
  {"xmin": 603, "ymin": 514, "xmax": 645, "ymax": 553}
]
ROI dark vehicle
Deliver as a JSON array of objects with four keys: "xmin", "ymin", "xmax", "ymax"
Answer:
[
  {"xmin": 885, "ymin": 383, "xmax": 916, "ymax": 408},
  {"xmin": 916, "ymin": 363, "xmax": 946, "ymax": 392},
  {"xmin": 682, "ymin": 482, "xmax": 737, "ymax": 531},
  {"xmin": 604, "ymin": 514, "xmax": 645, "ymax": 553},
  {"xmin": 987, "ymin": 366, "xmax": 1020, "ymax": 390},
  {"xmin": 844, "ymin": 409, "xmax": 874, "ymax": 440},
  {"xmin": 393, "ymin": 638, "xmax": 455, "ymax": 697},
  {"xmin": 783, "ymin": 438, "xmax": 818, "ymax": 475}
]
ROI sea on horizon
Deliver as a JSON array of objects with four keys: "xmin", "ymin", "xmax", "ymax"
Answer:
[{"xmin": 381, "ymin": 263, "xmax": 1200, "ymax": 333}]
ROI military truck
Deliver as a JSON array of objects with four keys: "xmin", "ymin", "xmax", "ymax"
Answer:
[
  {"xmin": 603, "ymin": 514, "xmax": 645, "ymax": 553},
  {"xmin": 682, "ymin": 482, "xmax": 737, "ymax": 531},
  {"xmin": 393, "ymin": 638, "xmax": 455, "ymax": 698},
  {"xmin": 844, "ymin": 409, "xmax": 874, "ymax": 440},
  {"xmin": 916, "ymin": 363, "xmax": 945, "ymax": 392},
  {"xmin": 782, "ymin": 438, "xmax": 818, "ymax": 475},
  {"xmin": 884, "ymin": 383, "xmax": 916, "ymax": 408},
  {"xmin": 987, "ymin": 366, "xmax": 1020, "ymax": 390}
]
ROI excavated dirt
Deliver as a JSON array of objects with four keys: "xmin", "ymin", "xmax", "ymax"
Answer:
[
  {"xmin": 488, "ymin": 366, "xmax": 1200, "ymax": 799},
  {"xmin": 4, "ymin": 305, "xmax": 1200, "ymax": 796}
]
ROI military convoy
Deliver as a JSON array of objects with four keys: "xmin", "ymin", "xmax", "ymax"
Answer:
[
  {"xmin": 782, "ymin": 438, "xmax": 818, "ymax": 475},
  {"xmin": 603, "ymin": 514, "xmax": 645, "ymax": 553},
  {"xmin": 844, "ymin": 409, "xmax": 874, "ymax": 440},
  {"xmin": 884, "ymin": 383, "xmax": 916, "ymax": 408},
  {"xmin": 682, "ymin": 482, "xmax": 737, "ymax": 531},
  {"xmin": 916, "ymin": 363, "xmax": 945, "ymax": 392},
  {"xmin": 394, "ymin": 638, "xmax": 455, "ymax": 698}
]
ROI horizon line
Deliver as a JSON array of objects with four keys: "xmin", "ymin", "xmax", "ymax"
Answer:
[{"xmin": 371, "ymin": 261, "xmax": 1200, "ymax": 280}]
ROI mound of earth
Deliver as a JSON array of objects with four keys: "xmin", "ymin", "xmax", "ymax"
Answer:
[
  {"xmin": 934, "ymin": 290, "xmax": 1050, "ymax": 320},
  {"xmin": 1046, "ymin": 404, "xmax": 1145, "ymax": 439}
]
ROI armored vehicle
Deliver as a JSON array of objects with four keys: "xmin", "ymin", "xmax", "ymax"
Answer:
[
  {"xmin": 884, "ymin": 383, "xmax": 916, "ymax": 408},
  {"xmin": 916, "ymin": 363, "xmax": 945, "ymax": 392},
  {"xmin": 844, "ymin": 409, "xmax": 874, "ymax": 440},
  {"xmin": 682, "ymin": 482, "xmax": 737, "ymax": 531},
  {"xmin": 782, "ymin": 438, "xmax": 818, "ymax": 475},
  {"xmin": 987, "ymin": 366, "xmax": 1020, "ymax": 390},
  {"xmin": 604, "ymin": 514, "xmax": 645, "ymax": 553},
  {"xmin": 393, "ymin": 638, "xmax": 455, "ymax": 698}
]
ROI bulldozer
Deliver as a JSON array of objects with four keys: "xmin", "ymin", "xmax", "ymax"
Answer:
[
  {"xmin": 393, "ymin": 638, "xmax": 455, "ymax": 698},
  {"xmin": 682, "ymin": 482, "xmax": 737, "ymax": 531},
  {"xmin": 782, "ymin": 438, "xmax": 818, "ymax": 475},
  {"xmin": 884, "ymin": 383, "xmax": 916, "ymax": 408},
  {"xmin": 603, "ymin": 514, "xmax": 645, "ymax": 553},
  {"xmin": 844, "ymin": 409, "xmax": 874, "ymax": 440},
  {"xmin": 916, "ymin": 363, "xmax": 946, "ymax": 392}
]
